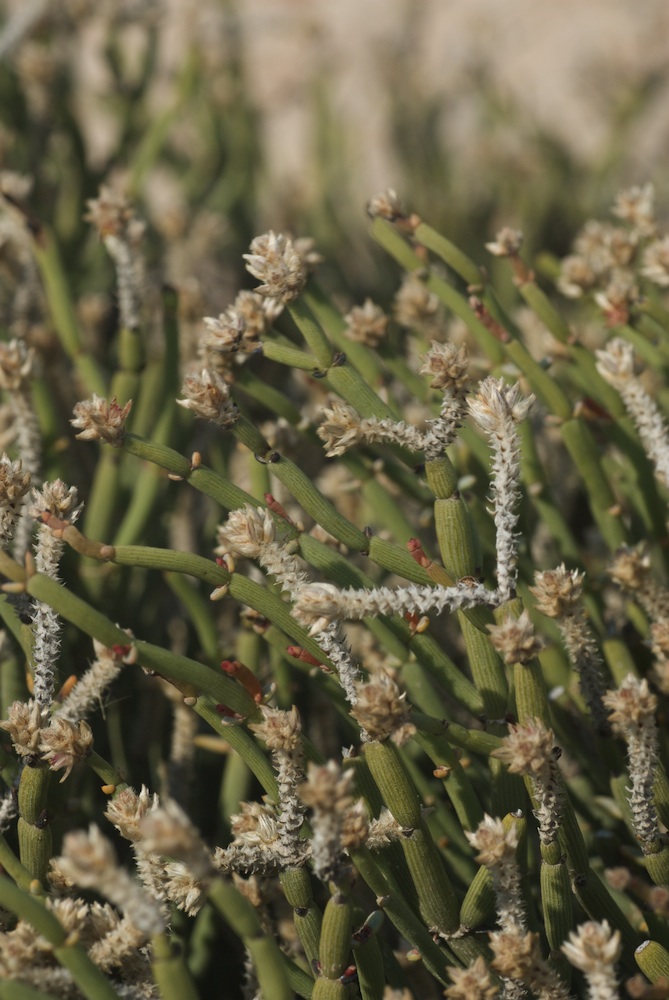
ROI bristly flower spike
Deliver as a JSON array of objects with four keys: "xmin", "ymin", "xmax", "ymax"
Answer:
[
  {"xmin": 217, "ymin": 505, "xmax": 361, "ymax": 704},
  {"xmin": 248, "ymin": 705, "xmax": 308, "ymax": 869},
  {"xmin": 531, "ymin": 565, "xmax": 611, "ymax": 736},
  {"xmin": 596, "ymin": 338, "xmax": 669, "ymax": 489},
  {"xmin": 603, "ymin": 674, "xmax": 660, "ymax": 849},
  {"xmin": 29, "ymin": 480, "xmax": 82, "ymax": 713},
  {"xmin": 468, "ymin": 377, "xmax": 535, "ymax": 602},
  {"xmin": 561, "ymin": 920, "xmax": 622, "ymax": 1000},
  {"xmin": 84, "ymin": 185, "xmax": 146, "ymax": 333}
]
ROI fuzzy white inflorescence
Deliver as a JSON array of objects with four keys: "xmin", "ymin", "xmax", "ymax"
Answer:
[
  {"xmin": 561, "ymin": 920, "xmax": 621, "ymax": 1000},
  {"xmin": 468, "ymin": 377, "xmax": 534, "ymax": 603},
  {"xmin": 596, "ymin": 338, "xmax": 669, "ymax": 489},
  {"xmin": 603, "ymin": 674, "xmax": 660, "ymax": 848},
  {"xmin": 216, "ymin": 505, "xmax": 361, "ymax": 704},
  {"xmin": 30, "ymin": 481, "xmax": 81, "ymax": 713}
]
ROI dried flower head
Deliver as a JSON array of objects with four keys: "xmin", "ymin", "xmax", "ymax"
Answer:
[
  {"xmin": 0, "ymin": 454, "xmax": 30, "ymax": 547},
  {"xmin": 530, "ymin": 565, "xmax": 584, "ymax": 618},
  {"xmin": 594, "ymin": 271, "xmax": 639, "ymax": 324},
  {"xmin": 445, "ymin": 955, "xmax": 499, "ymax": 999},
  {"xmin": 612, "ymin": 182, "xmax": 655, "ymax": 236},
  {"xmin": 393, "ymin": 273, "xmax": 441, "ymax": 330},
  {"xmin": 139, "ymin": 799, "xmax": 213, "ymax": 882},
  {"xmin": 420, "ymin": 341, "xmax": 469, "ymax": 392},
  {"xmin": 641, "ymin": 236, "xmax": 669, "ymax": 287},
  {"xmin": 490, "ymin": 926, "xmax": 569, "ymax": 998},
  {"xmin": 0, "ymin": 338, "xmax": 35, "ymax": 392},
  {"xmin": 366, "ymin": 188, "xmax": 405, "ymax": 221},
  {"xmin": 216, "ymin": 504, "xmax": 278, "ymax": 560},
  {"xmin": 249, "ymin": 704, "xmax": 302, "ymax": 752},
  {"xmin": 595, "ymin": 337, "xmax": 637, "ymax": 390},
  {"xmin": 561, "ymin": 919, "xmax": 622, "ymax": 974},
  {"xmin": 84, "ymin": 185, "xmax": 139, "ymax": 241},
  {"xmin": 487, "ymin": 610, "xmax": 543, "ymax": 665},
  {"xmin": 604, "ymin": 674, "xmax": 658, "ymax": 732},
  {"xmin": 105, "ymin": 785, "xmax": 159, "ymax": 842},
  {"xmin": 243, "ymin": 231, "xmax": 308, "ymax": 303},
  {"xmin": 485, "ymin": 228, "xmax": 524, "ymax": 257},
  {"xmin": 71, "ymin": 395, "xmax": 132, "ymax": 446},
  {"xmin": 344, "ymin": 299, "xmax": 389, "ymax": 347},
  {"xmin": 30, "ymin": 480, "xmax": 80, "ymax": 522},
  {"xmin": 608, "ymin": 544, "xmax": 652, "ymax": 592},
  {"xmin": 177, "ymin": 369, "xmax": 239, "ymax": 427},
  {"xmin": 468, "ymin": 378, "xmax": 535, "ymax": 433},
  {"xmin": 300, "ymin": 760, "xmax": 356, "ymax": 881},
  {"xmin": 493, "ymin": 719, "xmax": 563, "ymax": 845},
  {"xmin": 317, "ymin": 399, "xmax": 365, "ymax": 458},
  {"xmin": 0, "ymin": 454, "xmax": 30, "ymax": 508},
  {"xmin": 558, "ymin": 254, "xmax": 598, "ymax": 298},
  {"xmin": 492, "ymin": 719, "xmax": 557, "ymax": 778},
  {"xmin": 39, "ymin": 717, "xmax": 93, "ymax": 781},
  {"xmin": 300, "ymin": 759, "xmax": 354, "ymax": 813},
  {"xmin": 0, "ymin": 699, "xmax": 43, "ymax": 757},
  {"xmin": 57, "ymin": 825, "xmax": 165, "ymax": 936},
  {"xmin": 350, "ymin": 672, "xmax": 415, "ymax": 744},
  {"xmin": 466, "ymin": 814, "xmax": 519, "ymax": 868}
]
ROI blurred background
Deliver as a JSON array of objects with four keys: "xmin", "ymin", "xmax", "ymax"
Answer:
[{"xmin": 2, "ymin": 0, "xmax": 669, "ymax": 322}]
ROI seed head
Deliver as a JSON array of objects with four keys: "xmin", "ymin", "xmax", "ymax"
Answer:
[
  {"xmin": 216, "ymin": 505, "xmax": 278, "ymax": 560},
  {"xmin": 641, "ymin": 236, "xmax": 669, "ymax": 287},
  {"xmin": 465, "ymin": 814, "xmax": 519, "ymax": 868}
]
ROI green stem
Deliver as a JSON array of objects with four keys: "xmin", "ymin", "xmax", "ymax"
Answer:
[{"xmin": 208, "ymin": 878, "xmax": 294, "ymax": 1000}]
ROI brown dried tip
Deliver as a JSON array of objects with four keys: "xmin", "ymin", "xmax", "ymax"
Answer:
[
  {"xmin": 39, "ymin": 717, "xmax": 93, "ymax": 782},
  {"xmin": 530, "ymin": 565, "xmax": 584, "ymax": 618},
  {"xmin": 71, "ymin": 395, "xmax": 132, "ymax": 446},
  {"xmin": 485, "ymin": 228, "xmax": 524, "ymax": 258},
  {"xmin": 366, "ymin": 188, "xmax": 406, "ymax": 222},
  {"xmin": 487, "ymin": 610, "xmax": 543, "ymax": 666}
]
